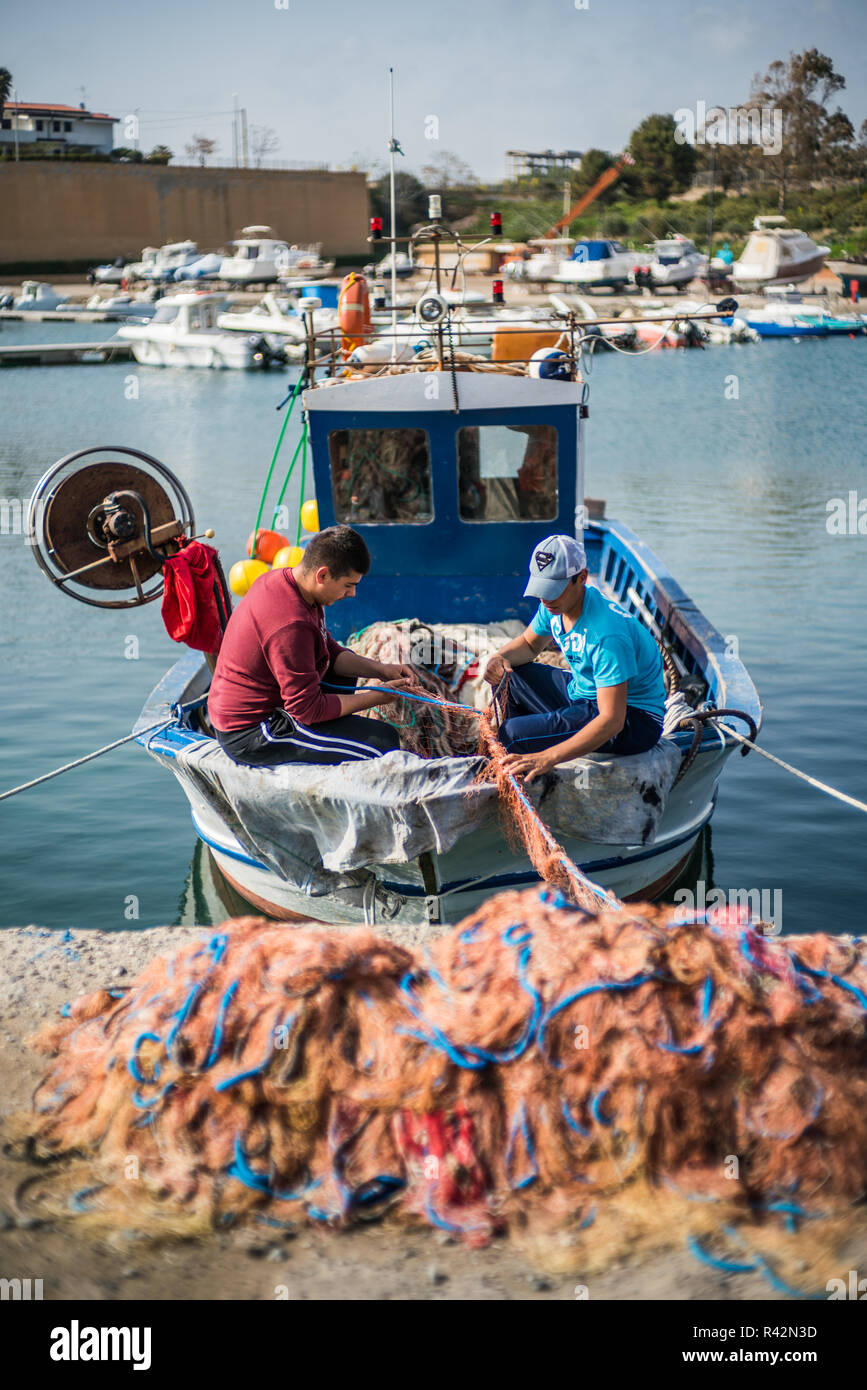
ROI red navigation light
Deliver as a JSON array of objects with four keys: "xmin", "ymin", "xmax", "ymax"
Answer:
[
  {"xmin": 492, "ymin": 279, "xmax": 504, "ymax": 304},
  {"xmin": 370, "ymin": 217, "xmax": 383, "ymax": 240},
  {"xmin": 490, "ymin": 211, "xmax": 503, "ymax": 237}
]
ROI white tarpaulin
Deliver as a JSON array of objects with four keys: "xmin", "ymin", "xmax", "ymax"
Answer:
[{"xmin": 154, "ymin": 705, "xmax": 686, "ymax": 890}]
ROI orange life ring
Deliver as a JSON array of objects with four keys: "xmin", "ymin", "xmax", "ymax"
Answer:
[{"xmin": 338, "ymin": 273, "xmax": 371, "ymax": 358}]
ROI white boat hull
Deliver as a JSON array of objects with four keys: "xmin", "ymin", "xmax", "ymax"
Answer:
[{"xmin": 121, "ymin": 332, "xmax": 257, "ymax": 369}]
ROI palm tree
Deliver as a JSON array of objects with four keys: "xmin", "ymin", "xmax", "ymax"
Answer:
[{"xmin": 0, "ymin": 68, "xmax": 12, "ymax": 119}]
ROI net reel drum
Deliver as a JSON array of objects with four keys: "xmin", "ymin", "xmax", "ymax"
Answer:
[{"xmin": 27, "ymin": 446, "xmax": 197, "ymax": 608}]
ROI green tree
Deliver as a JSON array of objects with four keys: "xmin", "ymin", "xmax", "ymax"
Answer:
[
  {"xmin": 751, "ymin": 49, "xmax": 850, "ymax": 209},
  {"xmin": 145, "ymin": 145, "xmax": 173, "ymax": 164},
  {"xmin": 629, "ymin": 114, "xmax": 696, "ymax": 199},
  {"xmin": 0, "ymin": 67, "xmax": 11, "ymax": 118}
]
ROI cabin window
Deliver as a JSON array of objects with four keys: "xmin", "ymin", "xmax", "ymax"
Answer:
[
  {"xmin": 457, "ymin": 424, "xmax": 558, "ymax": 522},
  {"xmin": 329, "ymin": 428, "xmax": 433, "ymax": 525}
]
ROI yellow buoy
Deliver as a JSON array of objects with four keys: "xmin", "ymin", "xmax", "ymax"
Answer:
[
  {"xmin": 300, "ymin": 499, "xmax": 319, "ymax": 534},
  {"xmin": 229, "ymin": 558, "xmax": 270, "ymax": 596},
  {"xmin": 272, "ymin": 545, "xmax": 304, "ymax": 569}
]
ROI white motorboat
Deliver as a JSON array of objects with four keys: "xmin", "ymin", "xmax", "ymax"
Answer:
[
  {"xmin": 173, "ymin": 253, "xmax": 224, "ymax": 282},
  {"xmin": 127, "ymin": 242, "xmax": 201, "ymax": 284},
  {"xmin": 632, "ymin": 238, "xmax": 708, "ymax": 291},
  {"xmin": 57, "ymin": 292, "xmax": 158, "ymax": 320},
  {"xmin": 217, "ymin": 292, "xmax": 341, "ymax": 345},
  {"xmin": 741, "ymin": 287, "xmax": 866, "ymax": 339},
  {"xmin": 11, "ymin": 281, "xmax": 70, "ymax": 311},
  {"xmin": 677, "ymin": 299, "xmax": 760, "ymax": 344},
  {"xmin": 731, "ymin": 218, "xmax": 829, "ymax": 289},
  {"xmin": 90, "ymin": 258, "xmax": 128, "ymax": 285},
  {"xmin": 275, "ymin": 244, "xmax": 337, "ymax": 281},
  {"xmin": 219, "ymin": 229, "xmax": 292, "ymax": 287},
  {"xmin": 364, "ymin": 250, "xmax": 415, "ymax": 280},
  {"xmin": 117, "ymin": 292, "xmax": 273, "ymax": 368},
  {"xmin": 513, "ymin": 239, "xmax": 636, "ymax": 291}
]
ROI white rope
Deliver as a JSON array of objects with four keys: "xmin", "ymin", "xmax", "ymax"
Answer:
[
  {"xmin": 0, "ymin": 718, "xmax": 172, "ymax": 803},
  {"xmin": 715, "ymin": 720, "xmax": 867, "ymax": 816}
]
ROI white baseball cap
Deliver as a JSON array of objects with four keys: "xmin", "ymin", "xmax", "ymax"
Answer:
[{"xmin": 524, "ymin": 534, "xmax": 587, "ymax": 600}]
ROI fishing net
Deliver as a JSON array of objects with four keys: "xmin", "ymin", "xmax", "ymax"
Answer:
[
  {"xmin": 349, "ymin": 619, "xmax": 567, "ymax": 758},
  {"xmin": 20, "ymin": 887, "xmax": 867, "ymax": 1285}
]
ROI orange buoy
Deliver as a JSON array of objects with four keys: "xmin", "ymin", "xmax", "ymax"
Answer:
[
  {"xmin": 246, "ymin": 529, "xmax": 291, "ymax": 564},
  {"xmin": 338, "ymin": 273, "xmax": 371, "ymax": 358}
]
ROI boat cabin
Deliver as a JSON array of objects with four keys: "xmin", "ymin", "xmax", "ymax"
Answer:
[
  {"xmin": 304, "ymin": 371, "xmax": 585, "ymax": 642},
  {"xmin": 148, "ymin": 292, "xmax": 225, "ymax": 331}
]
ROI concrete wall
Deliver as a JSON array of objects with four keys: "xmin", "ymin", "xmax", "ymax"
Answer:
[{"xmin": 0, "ymin": 162, "xmax": 369, "ymax": 266}]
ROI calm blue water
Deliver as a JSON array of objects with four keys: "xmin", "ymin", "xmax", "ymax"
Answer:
[{"xmin": 1, "ymin": 323, "xmax": 865, "ymax": 932}]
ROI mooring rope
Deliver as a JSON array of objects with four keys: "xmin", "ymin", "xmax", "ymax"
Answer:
[
  {"xmin": 0, "ymin": 718, "xmax": 173, "ymax": 804},
  {"xmin": 711, "ymin": 718, "xmax": 867, "ymax": 816}
]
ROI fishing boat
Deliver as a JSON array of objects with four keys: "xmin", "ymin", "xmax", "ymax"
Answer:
[
  {"xmin": 27, "ymin": 210, "xmax": 760, "ymax": 926},
  {"xmin": 731, "ymin": 218, "xmax": 829, "ymax": 289},
  {"xmin": 116, "ymin": 291, "xmax": 277, "ymax": 368}
]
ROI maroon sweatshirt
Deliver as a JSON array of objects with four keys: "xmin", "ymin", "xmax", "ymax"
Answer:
[{"xmin": 207, "ymin": 567, "xmax": 346, "ymax": 731}]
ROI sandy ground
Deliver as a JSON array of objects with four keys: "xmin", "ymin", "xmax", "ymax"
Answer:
[{"xmin": 2, "ymin": 922, "xmax": 865, "ymax": 1303}]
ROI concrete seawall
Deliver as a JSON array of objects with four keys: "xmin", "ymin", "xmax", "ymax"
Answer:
[{"xmin": 0, "ymin": 162, "xmax": 369, "ymax": 267}]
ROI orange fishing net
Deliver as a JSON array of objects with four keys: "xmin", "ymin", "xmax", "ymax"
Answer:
[{"xmin": 23, "ymin": 887, "xmax": 867, "ymax": 1277}]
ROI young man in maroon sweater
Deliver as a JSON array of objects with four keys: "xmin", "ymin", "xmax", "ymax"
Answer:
[{"xmin": 208, "ymin": 525, "xmax": 413, "ymax": 766}]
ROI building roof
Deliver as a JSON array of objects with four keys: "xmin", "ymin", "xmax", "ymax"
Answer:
[{"xmin": 3, "ymin": 102, "xmax": 117, "ymax": 122}]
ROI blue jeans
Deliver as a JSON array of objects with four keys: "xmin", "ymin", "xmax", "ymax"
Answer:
[{"xmin": 497, "ymin": 662, "xmax": 662, "ymax": 756}]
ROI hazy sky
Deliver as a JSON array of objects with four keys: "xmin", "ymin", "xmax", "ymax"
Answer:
[{"xmin": 5, "ymin": 0, "xmax": 866, "ymax": 179}]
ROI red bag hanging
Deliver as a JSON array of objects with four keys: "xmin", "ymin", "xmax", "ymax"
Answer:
[{"xmin": 161, "ymin": 541, "xmax": 229, "ymax": 653}]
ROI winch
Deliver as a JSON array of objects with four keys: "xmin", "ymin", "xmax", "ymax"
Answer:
[{"xmin": 27, "ymin": 445, "xmax": 198, "ymax": 608}]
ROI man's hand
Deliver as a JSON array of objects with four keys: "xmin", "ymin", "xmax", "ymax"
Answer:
[
  {"xmin": 483, "ymin": 653, "xmax": 512, "ymax": 686},
  {"xmin": 501, "ymin": 747, "xmax": 561, "ymax": 783},
  {"xmin": 377, "ymin": 661, "xmax": 416, "ymax": 682},
  {"xmin": 371, "ymin": 677, "xmax": 413, "ymax": 706}
]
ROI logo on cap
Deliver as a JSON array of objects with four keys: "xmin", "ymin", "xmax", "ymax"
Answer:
[{"xmin": 535, "ymin": 551, "xmax": 554, "ymax": 571}]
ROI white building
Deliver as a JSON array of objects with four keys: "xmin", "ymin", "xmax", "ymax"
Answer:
[{"xmin": 0, "ymin": 102, "xmax": 117, "ymax": 154}]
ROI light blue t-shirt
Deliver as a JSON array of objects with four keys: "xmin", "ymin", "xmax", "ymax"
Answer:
[{"xmin": 530, "ymin": 583, "xmax": 666, "ymax": 722}]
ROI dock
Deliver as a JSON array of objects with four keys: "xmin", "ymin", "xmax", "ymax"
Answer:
[
  {"xmin": 0, "ymin": 340, "xmax": 133, "ymax": 367},
  {"xmin": 0, "ymin": 308, "xmax": 120, "ymax": 323}
]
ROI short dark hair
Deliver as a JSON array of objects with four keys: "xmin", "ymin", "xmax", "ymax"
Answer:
[{"xmin": 300, "ymin": 525, "xmax": 370, "ymax": 578}]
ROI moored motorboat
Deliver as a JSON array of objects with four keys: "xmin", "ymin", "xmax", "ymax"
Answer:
[
  {"xmin": 276, "ymin": 244, "xmax": 337, "ymax": 281},
  {"xmin": 127, "ymin": 241, "xmax": 201, "ymax": 284},
  {"xmin": 11, "ymin": 280, "xmax": 70, "ymax": 311},
  {"xmin": 508, "ymin": 239, "xmax": 636, "ymax": 291},
  {"xmin": 631, "ymin": 237, "xmax": 708, "ymax": 292},
  {"xmin": 117, "ymin": 291, "xmax": 276, "ymax": 368},
  {"xmin": 219, "ymin": 229, "xmax": 292, "ymax": 287},
  {"xmin": 732, "ymin": 217, "xmax": 829, "ymax": 289}
]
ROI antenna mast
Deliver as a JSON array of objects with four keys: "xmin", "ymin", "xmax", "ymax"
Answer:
[{"xmin": 388, "ymin": 69, "xmax": 400, "ymax": 355}]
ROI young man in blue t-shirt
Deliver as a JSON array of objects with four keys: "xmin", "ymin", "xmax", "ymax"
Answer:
[{"xmin": 483, "ymin": 534, "xmax": 666, "ymax": 782}]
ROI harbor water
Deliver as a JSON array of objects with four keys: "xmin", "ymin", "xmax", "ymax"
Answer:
[{"xmin": 1, "ymin": 323, "xmax": 865, "ymax": 933}]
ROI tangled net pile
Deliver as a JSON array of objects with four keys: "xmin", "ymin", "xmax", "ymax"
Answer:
[
  {"xmin": 350, "ymin": 619, "xmax": 567, "ymax": 759},
  {"xmin": 22, "ymin": 887, "xmax": 867, "ymax": 1282}
]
